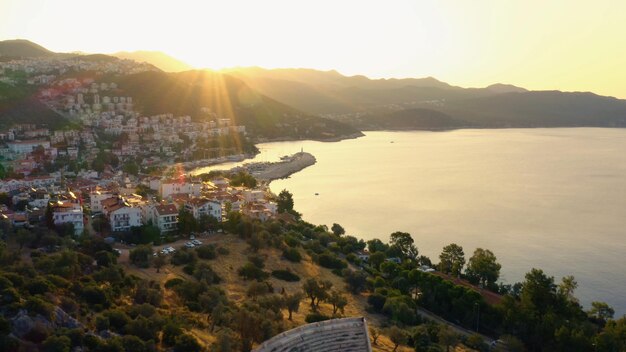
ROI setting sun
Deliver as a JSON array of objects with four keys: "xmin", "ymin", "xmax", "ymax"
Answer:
[{"xmin": 2, "ymin": 0, "xmax": 626, "ymax": 97}]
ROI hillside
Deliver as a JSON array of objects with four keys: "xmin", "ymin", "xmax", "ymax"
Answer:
[
  {"xmin": 112, "ymin": 51, "xmax": 193, "ymax": 72},
  {"xmin": 357, "ymin": 108, "xmax": 474, "ymax": 130},
  {"xmin": 0, "ymin": 39, "xmax": 54, "ymax": 57},
  {"xmin": 226, "ymin": 67, "xmax": 626, "ymax": 129},
  {"xmin": 440, "ymin": 90, "xmax": 626, "ymax": 127},
  {"xmin": 0, "ymin": 81, "xmax": 69, "ymax": 129},
  {"xmin": 111, "ymin": 70, "xmax": 361, "ymax": 140}
]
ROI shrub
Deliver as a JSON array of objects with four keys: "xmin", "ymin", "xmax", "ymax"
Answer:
[
  {"xmin": 164, "ymin": 278, "xmax": 184, "ymax": 289},
  {"xmin": 42, "ymin": 335, "xmax": 71, "ymax": 352},
  {"xmin": 129, "ymin": 245, "xmax": 152, "ymax": 268},
  {"xmin": 247, "ymin": 254, "xmax": 265, "ymax": 268},
  {"xmin": 217, "ymin": 246, "xmax": 230, "ymax": 255},
  {"xmin": 182, "ymin": 264, "xmax": 195, "ymax": 275},
  {"xmin": 271, "ymin": 270, "xmax": 300, "ymax": 282},
  {"xmin": 282, "ymin": 248, "xmax": 302, "ymax": 262},
  {"xmin": 316, "ymin": 252, "xmax": 347, "ymax": 270},
  {"xmin": 195, "ymin": 245, "xmax": 217, "ymax": 260},
  {"xmin": 170, "ymin": 249, "xmax": 197, "ymax": 266},
  {"xmin": 238, "ymin": 263, "xmax": 269, "ymax": 281},
  {"xmin": 305, "ymin": 312, "xmax": 330, "ymax": 323},
  {"xmin": 174, "ymin": 334, "xmax": 201, "ymax": 352}
]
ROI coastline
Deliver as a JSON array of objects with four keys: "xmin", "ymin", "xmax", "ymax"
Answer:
[
  {"xmin": 251, "ymin": 131, "xmax": 365, "ymax": 144},
  {"xmin": 232, "ymin": 152, "xmax": 316, "ymax": 182}
]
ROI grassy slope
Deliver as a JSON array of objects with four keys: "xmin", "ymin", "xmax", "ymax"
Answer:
[{"xmin": 120, "ymin": 234, "xmax": 427, "ymax": 352}]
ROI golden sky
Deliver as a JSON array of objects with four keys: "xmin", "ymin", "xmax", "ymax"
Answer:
[{"xmin": 2, "ymin": 0, "xmax": 626, "ymax": 98}]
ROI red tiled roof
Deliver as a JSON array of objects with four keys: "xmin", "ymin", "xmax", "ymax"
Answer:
[{"xmin": 155, "ymin": 204, "xmax": 178, "ymax": 216}]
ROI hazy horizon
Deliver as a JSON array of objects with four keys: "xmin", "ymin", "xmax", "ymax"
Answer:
[{"xmin": 2, "ymin": 0, "xmax": 626, "ymax": 99}]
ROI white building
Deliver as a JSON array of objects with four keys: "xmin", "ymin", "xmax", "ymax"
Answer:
[
  {"xmin": 51, "ymin": 201, "xmax": 84, "ymax": 235},
  {"xmin": 152, "ymin": 204, "xmax": 178, "ymax": 232},
  {"xmin": 185, "ymin": 198, "xmax": 222, "ymax": 221},
  {"xmin": 160, "ymin": 180, "xmax": 201, "ymax": 199},
  {"xmin": 6, "ymin": 140, "xmax": 51, "ymax": 154},
  {"xmin": 108, "ymin": 204, "xmax": 142, "ymax": 232},
  {"xmin": 90, "ymin": 190, "xmax": 114, "ymax": 213}
]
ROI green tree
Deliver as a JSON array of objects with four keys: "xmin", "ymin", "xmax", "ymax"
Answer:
[
  {"xmin": 588, "ymin": 301, "xmax": 615, "ymax": 321},
  {"xmin": 520, "ymin": 268, "xmax": 557, "ymax": 314},
  {"xmin": 437, "ymin": 325, "xmax": 458, "ymax": 352},
  {"xmin": 439, "ymin": 243, "xmax": 465, "ymax": 277},
  {"xmin": 369, "ymin": 251, "xmax": 386, "ymax": 270},
  {"xmin": 558, "ymin": 275, "xmax": 579, "ymax": 303},
  {"xmin": 343, "ymin": 269, "xmax": 367, "ymax": 294},
  {"xmin": 122, "ymin": 161, "xmax": 139, "ymax": 175},
  {"xmin": 246, "ymin": 281, "xmax": 270, "ymax": 301},
  {"xmin": 465, "ymin": 248, "xmax": 501, "ymax": 287},
  {"xmin": 153, "ymin": 254, "xmax": 167, "ymax": 273},
  {"xmin": 367, "ymin": 238, "xmax": 389, "ymax": 253},
  {"xmin": 389, "ymin": 231, "xmax": 418, "ymax": 260},
  {"xmin": 331, "ymin": 223, "xmax": 345, "ymax": 236},
  {"xmin": 177, "ymin": 207, "xmax": 198, "ymax": 234},
  {"xmin": 284, "ymin": 292, "xmax": 303, "ymax": 320},
  {"xmin": 385, "ymin": 326, "xmax": 408, "ymax": 352},
  {"xmin": 328, "ymin": 290, "xmax": 348, "ymax": 315},
  {"xmin": 302, "ymin": 278, "xmax": 332, "ymax": 309},
  {"xmin": 369, "ymin": 327, "xmax": 381, "ymax": 345},
  {"xmin": 129, "ymin": 245, "xmax": 152, "ymax": 268},
  {"xmin": 277, "ymin": 189, "xmax": 294, "ymax": 214}
]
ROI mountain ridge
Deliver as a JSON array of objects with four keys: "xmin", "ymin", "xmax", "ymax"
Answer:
[{"xmin": 3, "ymin": 39, "xmax": 626, "ymax": 131}]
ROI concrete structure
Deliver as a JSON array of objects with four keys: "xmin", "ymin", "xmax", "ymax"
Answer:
[
  {"xmin": 160, "ymin": 180, "xmax": 201, "ymax": 199},
  {"xmin": 185, "ymin": 198, "xmax": 222, "ymax": 221},
  {"xmin": 90, "ymin": 190, "xmax": 114, "ymax": 213},
  {"xmin": 152, "ymin": 204, "xmax": 178, "ymax": 232},
  {"xmin": 108, "ymin": 205, "xmax": 142, "ymax": 232},
  {"xmin": 51, "ymin": 201, "xmax": 84, "ymax": 235},
  {"xmin": 6, "ymin": 140, "xmax": 51, "ymax": 154},
  {"xmin": 253, "ymin": 317, "xmax": 372, "ymax": 352}
]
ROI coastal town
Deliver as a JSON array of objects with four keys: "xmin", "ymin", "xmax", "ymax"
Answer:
[
  {"xmin": 3, "ymin": 35, "xmax": 626, "ymax": 352},
  {"xmin": 0, "ymin": 55, "xmax": 289, "ymax": 239}
]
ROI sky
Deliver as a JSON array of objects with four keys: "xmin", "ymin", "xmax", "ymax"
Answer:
[{"xmin": 2, "ymin": 0, "xmax": 626, "ymax": 98}]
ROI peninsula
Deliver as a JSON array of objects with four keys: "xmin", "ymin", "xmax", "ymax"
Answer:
[{"xmin": 230, "ymin": 152, "xmax": 316, "ymax": 182}]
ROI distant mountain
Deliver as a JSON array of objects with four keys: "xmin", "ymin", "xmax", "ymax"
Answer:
[
  {"xmin": 225, "ymin": 67, "xmax": 626, "ymax": 129},
  {"xmin": 0, "ymin": 39, "xmax": 55, "ymax": 57},
  {"xmin": 225, "ymin": 67, "xmax": 493, "ymax": 114},
  {"xmin": 485, "ymin": 83, "xmax": 528, "ymax": 94},
  {"xmin": 111, "ymin": 70, "xmax": 361, "ymax": 140},
  {"xmin": 439, "ymin": 90, "xmax": 626, "ymax": 128},
  {"xmin": 112, "ymin": 51, "xmax": 193, "ymax": 72}
]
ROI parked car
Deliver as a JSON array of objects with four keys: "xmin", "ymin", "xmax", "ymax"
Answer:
[{"xmin": 192, "ymin": 240, "xmax": 202, "ymax": 245}]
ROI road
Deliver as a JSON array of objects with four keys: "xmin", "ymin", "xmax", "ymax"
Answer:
[{"xmin": 112, "ymin": 232, "xmax": 222, "ymax": 265}]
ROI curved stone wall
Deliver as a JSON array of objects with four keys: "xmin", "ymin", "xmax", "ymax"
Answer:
[{"xmin": 253, "ymin": 317, "xmax": 372, "ymax": 352}]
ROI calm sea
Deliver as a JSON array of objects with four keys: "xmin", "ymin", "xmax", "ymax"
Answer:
[{"xmin": 193, "ymin": 128, "xmax": 626, "ymax": 315}]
